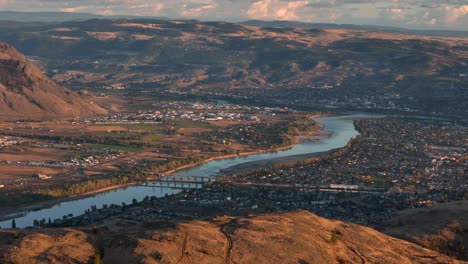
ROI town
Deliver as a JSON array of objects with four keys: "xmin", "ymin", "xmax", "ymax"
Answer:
[
  {"xmin": 87, "ymin": 100, "xmax": 287, "ymax": 124},
  {"xmin": 0, "ymin": 104, "xmax": 319, "ymax": 208},
  {"xmin": 231, "ymin": 118, "xmax": 467, "ymax": 199},
  {"xmin": 45, "ymin": 117, "xmax": 467, "ymax": 230}
]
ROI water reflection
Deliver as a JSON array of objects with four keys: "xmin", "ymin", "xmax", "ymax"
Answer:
[{"xmin": 0, "ymin": 114, "xmax": 380, "ymax": 228}]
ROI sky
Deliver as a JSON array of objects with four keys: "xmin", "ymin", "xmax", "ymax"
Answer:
[{"xmin": 0, "ymin": 0, "xmax": 467, "ymax": 30}]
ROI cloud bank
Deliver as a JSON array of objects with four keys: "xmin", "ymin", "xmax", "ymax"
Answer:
[{"xmin": 1, "ymin": 0, "xmax": 467, "ymax": 29}]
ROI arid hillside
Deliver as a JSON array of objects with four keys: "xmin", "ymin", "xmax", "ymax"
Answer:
[
  {"xmin": 384, "ymin": 200, "xmax": 468, "ymax": 261},
  {"xmin": 2, "ymin": 19, "xmax": 467, "ymax": 90},
  {"xmin": 1, "ymin": 19, "xmax": 466, "ymax": 116},
  {"xmin": 0, "ymin": 43, "xmax": 107, "ymax": 120},
  {"xmin": 1, "ymin": 211, "xmax": 463, "ymax": 264}
]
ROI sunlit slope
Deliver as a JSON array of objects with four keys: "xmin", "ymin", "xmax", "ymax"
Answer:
[{"xmin": 0, "ymin": 43, "xmax": 107, "ymax": 120}]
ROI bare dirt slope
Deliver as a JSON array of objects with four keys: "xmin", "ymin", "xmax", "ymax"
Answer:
[
  {"xmin": 0, "ymin": 228, "xmax": 94, "ymax": 264},
  {"xmin": 0, "ymin": 43, "xmax": 107, "ymax": 120},
  {"xmin": 1, "ymin": 211, "xmax": 463, "ymax": 264}
]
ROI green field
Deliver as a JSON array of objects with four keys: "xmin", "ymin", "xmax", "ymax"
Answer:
[
  {"xmin": 142, "ymin": 133, "xmax": 164, "ymax": 143},
  {"xmin": 88, "ymin": 144, "xmax": 142, "ymax": 152},
  {"xmin": 92, "ymin": 131, "xmax": 142, "ymax": 138},
  {"xmin": 95, "ymin": 123, "xmax": 162, "ymax": 132},
  {"xmin": 90, "ymin": 121, "xmax": 214, "ymax": 145},
  {"xmin": 174, "ymin": 120, "xmax": 214, "ymax": 129},
  {"xmin": 119, "ymin": 123, "xmax": 162, "ymax": 132}
]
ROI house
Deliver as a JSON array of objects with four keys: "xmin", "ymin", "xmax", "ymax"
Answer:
[
  {"xmin": 329, "ymin": 184, "xmax": 359, "ymax": 190},
  {"xmin": 35, "ymin": 174, "xmax": 52, "ymax": 180}
]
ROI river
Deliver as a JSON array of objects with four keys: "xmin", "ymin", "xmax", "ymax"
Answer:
[{"xmin": 0, "ymin": 113, "xmax": 380, "ymax": 228}]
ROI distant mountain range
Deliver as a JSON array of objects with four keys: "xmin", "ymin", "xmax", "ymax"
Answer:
[
  {"xmin": 0, "ymin": 11, "xmax": 168, "ymax": 23},
  {"xmin": 241, "ymin": 20, "xmax": 468, "ymax": 38},
  {"xmin": 1, "ymin": 11, "xmax": 468, "ymax": 38},
  {"xmin": 0, "ymin": 42, "xmax": 107, "ymax": 120},
  {"xmin": 0, "ymin": 18, "xmax": 466, "ymax": 116}
]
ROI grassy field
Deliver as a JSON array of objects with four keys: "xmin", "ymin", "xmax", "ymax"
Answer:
[
  {"xmin": 173, "ymin": 120, "xmax": 214, "ymax": 129},
  {"xmin": 94, "ymin": 121, "xmax": 213, "ymax": 131},
  {"xmin": 118, "ymin": 123, "xmax": 162, "ymax": 132},
  {"xmin": 0, "ymin": 113, "xmax": 318, "ymax": 209},
  {"xmin": 94, "ymin": 123, "xmax": 160, "ymax": 131},
  {"xmin": 88, "ymin": 144, "xmax": 142, "ymax": 152},
  {"xmin": 92, "ymin": 131, "xmax": 142, "ymax": 138},
  {"xmin": 141, "ymin": 133, "xmax": 164, "ymax": 143}
]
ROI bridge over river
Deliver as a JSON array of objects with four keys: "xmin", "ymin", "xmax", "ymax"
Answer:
[
  {"xmin": 140, "ymin": 173, "xmax": 384, "ymax": 193},
  {"xmin": 139, "ymin": 173, "xmax": 217, "ymax": 189},
  {"xmin": 0, "ymin": 114, "xmax": 383, "ymax": 228}
]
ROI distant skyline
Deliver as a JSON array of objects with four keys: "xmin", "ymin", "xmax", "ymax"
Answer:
[{"xmin": 0, "ymin": 1, "xmax": 467, "ymax": 30}]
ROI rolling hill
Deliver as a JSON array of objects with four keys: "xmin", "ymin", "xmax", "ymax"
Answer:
[
  {"xmin": 0, "ymin": 19, "xmax": 466, "ymax": 116},
  {"xmin": 0, "ymin": 11, "xmax": 167, "ymax": 23},
  {"xmin": 1, "ymin": 211, "xmax": 463, "ymax": 263},
  {"xmin": 384, "ymin": 200, "xmax": 468, "ymax": 261},
  {"xmin": 0, "ymin": 42, "xmax": 107, "ymax": 120},
  {"xmin": 241, "ymin": 20, "xmax": 468, "ymax": 38}
]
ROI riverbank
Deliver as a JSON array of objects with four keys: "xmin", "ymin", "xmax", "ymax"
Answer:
[
  {"xmin": 0, "ymin": 138, "xmax": 319, "ymax": 222},
  {"xmin": 0, "ymin": 144, "xmax": 303, "ymax": 222},
  {"xmin": 0, "ymin": 116, "xmax": 329, "ymax": 222},
  {"xmin": 163, "ymin": 133, "xmax": 327, "ymax": 176},
  {"xmin": 148, "ymin": 117, "xmax": 328, "ymax": 176},
  {"xmin": 0, "ymin": 182, "xmax": 139, "ymax": 222},
  {"xmin": 217, "ymin": 148, "xmax": 340, "ymax": 176}
]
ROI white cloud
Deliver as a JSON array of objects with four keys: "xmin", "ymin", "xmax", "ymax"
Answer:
[
  {"xmin": 0, "ymin": 0, "xmax": 467, "ymax": 29},
  {"xmin": 247, "ymin": 0, "xmax": 272, "ymax": 18},
  {"xmin": 59, "ymin": 6, "xmax": 88, "ymax": 13},
  {"xmin": 154, "ymin": 3, "xmax": 164, "ymax": 12},
  {"xmin": 96, "ymin": 9, "xmax": 115, "ymax": 16},
  {"xmin": 391, "ymin": 8, "xmax": 402, "ymax": 14},
  {"xmin": 181, "ymin": 2, "xmax": 217, "ymax": 17},
  {"xmin": 445, "ymin": 4, "xmax": 468, "ymax": 24},
  {"xmin": 0, "ymin": 0, "xmax": 12, "ymax": 7},
  {"xmin": 247, "ymin": 0, "xmax": 309, "ymax": 20}
]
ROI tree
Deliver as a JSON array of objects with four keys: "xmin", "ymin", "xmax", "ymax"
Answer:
[{"xmin": 11, "ymin": 219, "xmax": 16, "ymax": 229}]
